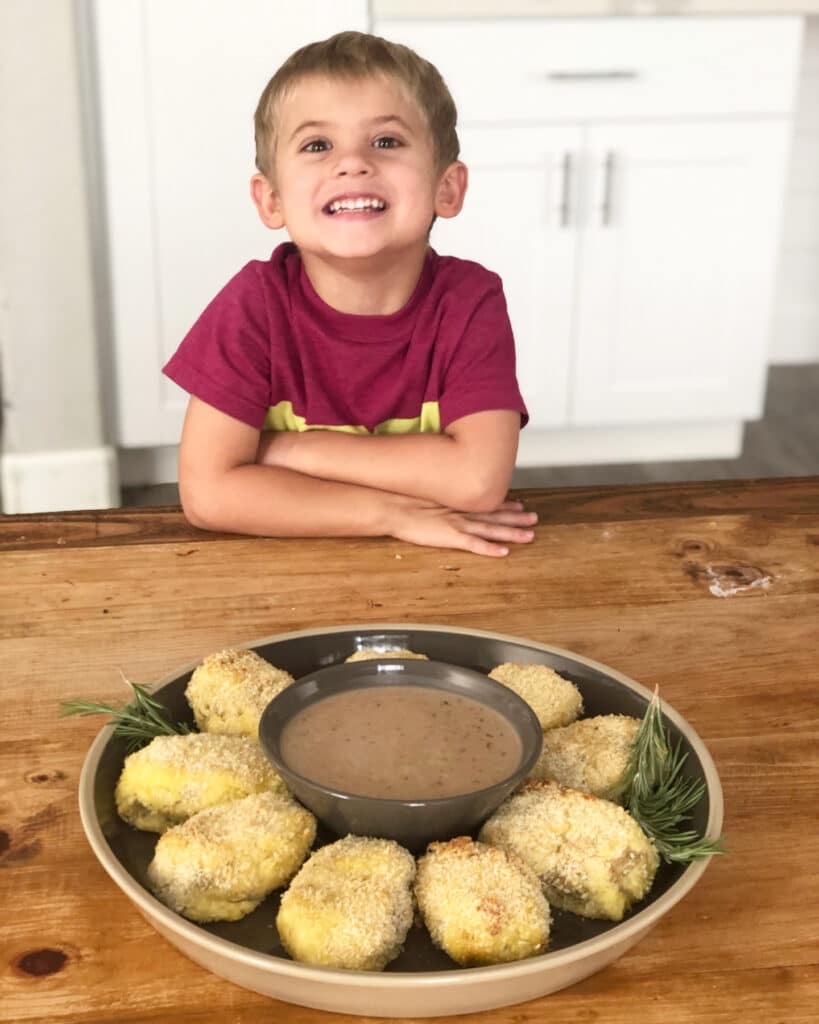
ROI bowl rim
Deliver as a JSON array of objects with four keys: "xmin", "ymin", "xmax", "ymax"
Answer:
[
  {"xmin": 258, "ymin": 657, "xmax": 544, "ymax": 805},
  {"xmin": 78, "ymin": 621, "xmax": 724, "ymax": 991}
]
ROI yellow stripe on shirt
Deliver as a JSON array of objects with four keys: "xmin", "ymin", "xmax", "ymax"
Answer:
[{"xmin": 262, "ymin": 400, "xmax": 441, "ymax": 435}]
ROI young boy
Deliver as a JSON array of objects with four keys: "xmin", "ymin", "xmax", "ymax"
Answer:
[{"xmin": 163, "ymin": 31, "xmax": 537, "ymax": 558}]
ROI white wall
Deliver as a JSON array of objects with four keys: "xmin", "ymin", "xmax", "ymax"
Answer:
[
  {"xmin": 0, "ymin": 0, "xmax": 117, "ymax": 511},
  {"xmin": 769, "ymin": 16, "xmax": 819, "ymax": 363}
]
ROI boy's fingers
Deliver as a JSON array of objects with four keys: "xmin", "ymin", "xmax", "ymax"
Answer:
[
  {"xmin": 455, "ymin": 535, "xmax": 510, "ymax": 558},
  {"xmin": 465, "ymin": 509, "xmax": 537, "ymax": 527},
  {"xmin": 458, "ymin": 519, "xmax": 535, "ymax": 545}
]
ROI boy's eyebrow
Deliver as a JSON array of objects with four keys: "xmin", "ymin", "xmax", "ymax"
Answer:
[
  {"xmin": 288, "ymin": 114, "xmax": 415, "ymax": 142},
  {"xmin": 370, "ymin": 114, "xmax": 414, "ymax": 132},
  {"xmin": 289, "ymin": 120, "xmax": 328, "ymax": 141}
]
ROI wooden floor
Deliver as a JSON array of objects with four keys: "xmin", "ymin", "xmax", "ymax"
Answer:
[{"xmin": 121, "ymin": 364, "xmax": 819, "ymax": 506}]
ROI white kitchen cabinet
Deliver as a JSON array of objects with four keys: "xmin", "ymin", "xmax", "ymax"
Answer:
[
  {"xmin": 572, "ymin": 120, "xmax": 791, "ymax": 424},
  {"xmin": 437, "ymin": 119, "xmax": 791, "ymax": 429},
  {"xmin": 91, "ymin": 0, "xmax": 369, "ymax": 450},
  {"xmin": 381, "ymin": 15, "xmax": 804, "ymax": 463}
]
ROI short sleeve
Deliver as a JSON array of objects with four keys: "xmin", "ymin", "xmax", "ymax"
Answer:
[
  {"xmin": 162, "ymin": 264, "xmax": 272, "ymax": 429},
  {"xmin": 437, "ymin": 276, "xmax": 529, "ymax": 430}
]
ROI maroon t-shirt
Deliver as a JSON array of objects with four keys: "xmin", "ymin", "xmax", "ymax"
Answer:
[{"xmin": 163, "ymin": 243, "xmax": 527, "ymax": 435}]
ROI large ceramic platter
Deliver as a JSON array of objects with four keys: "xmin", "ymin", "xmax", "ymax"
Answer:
[{"xmin": 79, "ymin": 623, "xmax": 723, "ymax": 1017}]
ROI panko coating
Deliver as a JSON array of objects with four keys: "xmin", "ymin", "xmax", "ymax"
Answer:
[
  {"xmin": 527, "ymin": 714, "xmax": 640, "ymax": 800},
  {"xmin": 147, "ymin": 791, "xmax": 316, "ymax": 922},
  {"xmin": 115, "ymin": 732, "xmax": 286, "ymax": 832},
  {"xmin": 185, "ymin": 647, "xmax": 294, "ymax": 736},
  {"xmin": 345, "ymin": 648, "xmax": 428, "ymax": 662},
  {"xmin": 488, "ymin": 663, "xmax": 583, "ymax": 731},
  {"xmin": 277, "ymin": 835, "xmax": 416, "ymax": 971},
  {"xmin": 479, "ymin": 780, "xmax": 659, "ymax": 921},
  {"xmin": 415, "ymin": 836, "xmax": 550, "ymax": 966}
]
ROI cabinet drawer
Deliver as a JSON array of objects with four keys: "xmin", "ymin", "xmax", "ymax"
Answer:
[{"xmin": 377, "ymin": 17, "xmax": 803, "ymax": 122}]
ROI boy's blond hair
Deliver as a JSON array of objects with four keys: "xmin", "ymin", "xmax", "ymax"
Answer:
[{"xmin": 254, "ymin": 31, "xmax": 459, "ymax": 179}]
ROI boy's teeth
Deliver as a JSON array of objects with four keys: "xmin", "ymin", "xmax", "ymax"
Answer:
[{"xmin": 328, "ymin": 197, "xmax": 386, "ymax": 213}]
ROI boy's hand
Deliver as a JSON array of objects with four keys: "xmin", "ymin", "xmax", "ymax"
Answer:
[{"xmin": 387, "ymin": 498, "xmax": 537, "ymax": 558}]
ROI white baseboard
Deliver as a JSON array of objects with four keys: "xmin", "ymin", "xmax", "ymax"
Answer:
[
  {"xmin": 118, "ymin": 445, "xmax": 180, "ymax": 486},
  {"xmin": 516, "ymin": 421, "xmax": 744, "ymax": 468},
  {"xmin": 1, "ymin": 446, "xmax": 120, "ymax": 513},
  {"xmin": 768, "ymin": 307, "xmax": 819, "ymax": 365}
]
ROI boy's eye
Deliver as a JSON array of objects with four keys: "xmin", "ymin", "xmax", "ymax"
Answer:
[
  {"xmin": 373, "ymin": 136, "xmax": 401, "ymax": 149},
  {"xmin": 302, "ymin": 139, "xmax": 330, "ymax": 153}
]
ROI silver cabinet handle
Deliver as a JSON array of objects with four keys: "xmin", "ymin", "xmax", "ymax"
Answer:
[
  {"xmin": 546, "ymin": 70, "xmax": 639, "ymax": 82},
  {"xmin": 559, "ymin": 151, "xmax": 573, "ymax": 228},
  {"xmin": 601, "ymin": 151, "xmax": 616, "ymax": 227}
]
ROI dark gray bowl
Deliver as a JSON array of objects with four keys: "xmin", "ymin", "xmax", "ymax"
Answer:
[{"xmin": 258, "ymin": 658, "xmax": 543, "ymax": 852}]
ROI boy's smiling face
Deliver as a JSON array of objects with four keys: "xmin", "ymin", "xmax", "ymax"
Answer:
[{"xmin": 251, "ymin": 73, "xmax": 466, "ymax": 269}]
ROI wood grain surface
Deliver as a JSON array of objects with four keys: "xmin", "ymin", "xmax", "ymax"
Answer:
[{"xmin": 1, "ymin": 478, "xmax": 817, "ymax": 1023}]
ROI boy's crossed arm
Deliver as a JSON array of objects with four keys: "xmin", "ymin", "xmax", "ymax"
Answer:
[
  {"xmin": 179, "ymin": 398, "xmax": 537, "ymax": 558},
  {"xmin": 256, "ymin": 408, "xmax": 520, "ymax": 513}
]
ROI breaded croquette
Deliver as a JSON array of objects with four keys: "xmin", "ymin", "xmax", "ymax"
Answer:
[
  {"xmin": 345, "ymin": 648, "xmax": 428, "ymax": 662},
  {"xmin": 528, "ymin": 714, "xmax": 640, "ymax": 800},
  {"xmin": 415, "ymin": 837, "xmax": 550, "ymax": 966},
  {"xmin": 115, "ymin": 732, "xmax": 286, "ymax": 832},
  {"xmin": 148, "ymin": 791, "xmax": 316, "ymax": 922},
  {"xmin": 185, "ymin": 648, "xmax": 293, "ymax": 737},
  {"xmin": 479, "ymin": 780, "xmax": 659, "ymax": 921},
  {"xmin": 488, "ymin": 663, "xmax": 583, "ymax": 731},
  {"xmin": 277, "ymin": 835, "xmax": 416, "ymax": 971}
]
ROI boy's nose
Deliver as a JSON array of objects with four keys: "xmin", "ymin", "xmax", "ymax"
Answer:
[{"xmin": 333, "ymin": 147, "xmax": 374, "ymax": 176}]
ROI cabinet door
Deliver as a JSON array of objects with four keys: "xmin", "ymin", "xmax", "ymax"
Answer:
[
  {"xmin": 572, "ymin": 120, "xmax": 791, "ymax": 425},
  {"xmin": 93, "ymin": 0, "xmax": 368, "ymax": 447},
  {"xmin": 433, "ymin": 124, "xmax": 582, "ymax": 428}
]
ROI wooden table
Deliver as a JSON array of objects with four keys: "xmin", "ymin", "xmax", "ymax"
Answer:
[{"xmin": 1, "ymin": 477, "xmax": 817, "ymax": 1023}]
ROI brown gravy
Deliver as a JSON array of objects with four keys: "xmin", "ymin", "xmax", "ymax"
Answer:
[{"xmin": 279, "ymin": 685, "xmax": 523, "ymax": 800}]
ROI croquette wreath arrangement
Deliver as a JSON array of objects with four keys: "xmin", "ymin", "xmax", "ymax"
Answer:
[{"xmin": 63, "ymin": 645, "xmax": 723, "ymax": 971}]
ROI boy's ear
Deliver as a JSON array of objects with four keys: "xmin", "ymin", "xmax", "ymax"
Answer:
[
  {"xmin": 434, "ymin": 161, "xmax": 468, "ymax": 220},
  {"xmin": 250, "ymin": 173, "xmax": 285, "ymax": 230}
]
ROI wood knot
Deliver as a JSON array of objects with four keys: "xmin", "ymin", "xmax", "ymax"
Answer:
[
  {"xmin": 25, "ymin": 769, "xmax": 67, "ymax": 785},
  {"xmin": 14, "ymin": 948, "xmax": 69, "ymax": 977},
  {"xmin": 673, "ymin": 538, "xmax": 715, "ymax": 558},
  {"xmin": 715, "ymin": 564, "xmax": 765, "ymax": 584},
  {"xmin": 686, "ymin": 562, "xmax": 773, "ymax": 597}
]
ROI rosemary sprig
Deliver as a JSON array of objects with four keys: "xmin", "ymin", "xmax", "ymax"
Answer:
[
  {"xmin": 619, "ymin": 688, "xmax": 725, "ymax": 864},
  {"xmin": 61, "ymin": 672, "xmax": 192, "ymax": 752}
]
